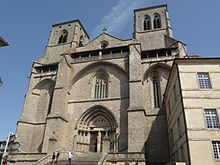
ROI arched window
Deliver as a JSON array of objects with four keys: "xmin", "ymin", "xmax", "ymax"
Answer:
[
  {"xmin": 152, "ymin": 72, "xmax": 161, "ymax": 108},
  {"xmin": 143, "ymin": 15, "xmax": 151, "ymax": 30},
  {"xmin": 47, "ymin": 85, "xmax": 55, "ymax": 115},
  {"xmin": 58, "ymin": 30, "xmax": 68, "ymax": 44},
  {"xmin": 94, "ymin": 72, "xmax": 108, "ymax": 99},
  {"xmin": 153, "ymin": 14, "xmax": 162, "ymax": 29}
]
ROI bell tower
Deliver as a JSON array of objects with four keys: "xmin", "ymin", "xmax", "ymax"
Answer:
[
  {"xmin": 39, "ymin": 20, "xmax": 90, "ymax": 64},
  {"xmin": 134, "ymin": 4, "xmax": 173, "ymax": 51}
]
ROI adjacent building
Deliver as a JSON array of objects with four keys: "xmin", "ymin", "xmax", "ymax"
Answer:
[{"xmin": 164, "ymin": 58, "xmax": 220, "ymax": 165}]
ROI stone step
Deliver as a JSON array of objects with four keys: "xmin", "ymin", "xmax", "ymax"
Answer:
[
  {"xmin": 49, "ymin": 161, "xmax": 99, "ymax": 165},
  {"xmin": 46, "ymin": 153, "xmax": 102, "ymax": 165}
]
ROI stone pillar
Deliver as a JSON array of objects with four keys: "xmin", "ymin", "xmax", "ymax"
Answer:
[
  {"xmin": 42, "ymin": 55, "xmax": 72, "ymax": 153},
  {"xmin": 16, "ymin": 66, "xmax": 45, "ymax": 152},
  {"xmin": 76, "ymin": 132, "xmax": 81, "ymax": 152},
  {"xmin": 127, "ymin": 44, "xmax": 147, "ymax": 152},
  {"xmin": 85, "ymin": 132, "xmax": 89, "ymax": 152},
  {"xmin": 82, "ymin": 132, "xmax": 86, "ymax": 152},
  {"xmin": 87, "ymin": 132, "xmax": 90, "ymax": 152},
  {"xmin": 102, "ymin": 132, "xmax": 110, "ymax": 153},
  {"xmin": 97, "ymin": 131, "xmax": 102, "ymax": 152}
]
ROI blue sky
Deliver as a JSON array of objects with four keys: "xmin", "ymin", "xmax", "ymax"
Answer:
[{"xmin": 0, "ymin": 0, "xmax": 220, "ymax": 140}]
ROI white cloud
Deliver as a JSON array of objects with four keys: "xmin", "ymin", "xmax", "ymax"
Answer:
[{"xmin": 92, "ymin": 0, "xmax": 151, "ymax": 38}]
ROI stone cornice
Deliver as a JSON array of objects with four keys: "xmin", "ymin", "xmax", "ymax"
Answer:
[
  {"xmin": 68, "ymin": 97, "xmax": 129, "ymax": 104},
  {"xmin": 46, "ymin": 115, "xmax": 68, "ymax": 123},
  {"xmin": 17, "ymin": 120, "xmax": 46, "ymax": 125}
]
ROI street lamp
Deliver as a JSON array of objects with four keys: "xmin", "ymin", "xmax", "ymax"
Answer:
[{"xmin": 0, "ymin": 133, "xmax": 20, "ymax": 165}]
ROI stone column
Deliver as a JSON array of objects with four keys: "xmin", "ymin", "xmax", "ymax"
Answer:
[
  {"xmin": 77, "ymin": 132, "xmax": 81, "ymax": 152},
  {"xmin": 16, "ymin": 65, "xmax": 48, "ymax": 152},
  {"xmin": 97, "ymin": 131, "xmax": 102, "ymax": 152},
  {"xmin": 127, "ymin": 44, "xmax": 147, "ymax": 152},
  {"xmin": 87, "ymin": 132, "xmax": 91, "ymax": 152},
  {"xmin": 82, "ymin": 132, "xmax": 86, "ymax": 152},
  {"xmin": 85, "ymin": 132, "xmax": 89, "ymax": 152},
  {"xmin": 79, "ymin": 131, "xmax": 82, "ymax": 152},
  {"xmin": 102, "ymin": 132, "xmax": 110, "ymax": 153}
]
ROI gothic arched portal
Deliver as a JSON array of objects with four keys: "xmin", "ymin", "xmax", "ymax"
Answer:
[{"xmin": 74, "ymin": 106, "xmax": 117, "ymax": 153}]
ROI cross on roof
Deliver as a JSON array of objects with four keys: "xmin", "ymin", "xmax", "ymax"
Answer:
[{"xmin": 102, "ymin": 27, "xmax": 107, "ymax": 32}]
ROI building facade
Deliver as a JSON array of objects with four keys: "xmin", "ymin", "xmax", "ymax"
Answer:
[
  {"xmin": 164, "ymin": 58, "xmax": 220, "ymax": 165},
  {"xmin": 9, "ymin": 4, "xmax": 220, "ymax": 165}
]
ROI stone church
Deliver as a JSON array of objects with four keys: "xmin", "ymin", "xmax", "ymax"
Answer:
[{"xmin": 10, "ymin": 4, "xmax": 220, "ymax": 165}]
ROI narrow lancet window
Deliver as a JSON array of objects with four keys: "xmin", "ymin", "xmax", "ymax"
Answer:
[
  {"xmin": 152, "ymin": 72, "xmax": 161, "ymax": 108},
  {"xmin": 143, "ymin": 16, "xmax": 151, "ymax": 30},
  {"xmin": 153, "ymin": 14, "xmax": 162, "ymax": 29},
  {"xmin": 79, "ymin": 35, "xmax": 84, "ymax": 47},
  {"xmin": 58, "ymin": 30, "xmax": 68, "ymax": 44},
  {"xmin": 47, "ymin": 88, "xmax": 54, "ymax": 115},
  {"xmin": 94, "ymin": 72, "xmax": 108, "ymax": 99}
]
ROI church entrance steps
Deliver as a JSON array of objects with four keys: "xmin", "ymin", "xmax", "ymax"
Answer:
[
  {"xmin": 45, "ymin": 152, "xmax": 103, "ymax": 165},
  {"xmin": 104, "ymin": 152, "xmax": 146, "ymax": 165},
  {"xmin": 43, "ymin": 152, "xmax": 147, "ymax": 165}
]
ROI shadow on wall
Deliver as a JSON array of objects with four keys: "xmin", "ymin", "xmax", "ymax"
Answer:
[
  {"xmin": 142, "ymin": 106, "xmax": 169, "ymax": 165},
  {"xmin": 118, "ymin": 57, "xmax": 129, "ymax": 152}
]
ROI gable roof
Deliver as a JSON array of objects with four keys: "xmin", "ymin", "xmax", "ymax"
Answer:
[
  {"xmin": 89, "ymin": 32, "xmax": 123, "ymax": 43},
  {"xmin": 83, "ymin": 32, "xmax": 125, "ymax": 51}
]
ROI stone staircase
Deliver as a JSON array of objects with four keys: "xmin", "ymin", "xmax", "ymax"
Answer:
[{"xmin": 45, "ymin": 153, "xmax": 103, "ymax": 165}]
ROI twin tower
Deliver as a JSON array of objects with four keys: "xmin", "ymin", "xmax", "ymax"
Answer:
[{"xmin": 38, "ymin": 4, "xmax": 173, "ymax": 65}]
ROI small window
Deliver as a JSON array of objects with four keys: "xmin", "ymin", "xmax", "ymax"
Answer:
[
  {"xmin": 94, "ymin": 72, "xmax": 108, "ymax": 99},
  {"xmin": 58, "ymin": 30, "xmax": 68, "ymax": 44},
  {"xmin": 143, "ymin": 15, "xmax": 151, "ymax": 30},
  {"xmin": 100, "ymin": 40, "xmax": 109, "ymax": 49},
  {"xmin": 204, "ymin": 109, "xmax": 219, "ymax": 128},
  {"xmin": 153, "ymin": 14, "xmax": 162, "ymax": 29},
  {"xmin": 79, "ymin": 35, "xmax": 84, "ymax": 47},
  {"xmin": 198, "ymin": 73, "xmax": 212, "ymax": 89},
  {"xmin": 212, "ymin": 141, "xmax": 220, "ymax": 159}
]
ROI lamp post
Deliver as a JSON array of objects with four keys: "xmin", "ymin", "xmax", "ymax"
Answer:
[
  {"xmin": 0, "ymin": 133, "xmax": 20, "ymax": 165},
  {"xmin": 0, "ymin": 132, "xmax": 11, "ymax": 165}
]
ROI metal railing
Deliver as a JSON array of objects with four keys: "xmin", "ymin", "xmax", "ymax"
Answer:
[{"xmin": 34, "ymin": 147, "xmax": 65, "ymax": 165}]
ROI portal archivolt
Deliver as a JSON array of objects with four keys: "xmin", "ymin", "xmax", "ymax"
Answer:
[{"xmin": 75, "ymin": 106, "xmax": 117, "ymax": 153}]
